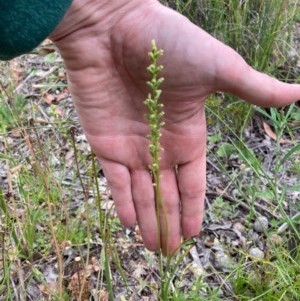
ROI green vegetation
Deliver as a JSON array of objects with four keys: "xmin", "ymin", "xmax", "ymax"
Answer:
[
  {"xmin": 163, "ymin": 0, "xmax": 300, "ymax": 131},
  {"xmin": 0, "ymin": 0, "xmax": 299, "ymax": 300}
]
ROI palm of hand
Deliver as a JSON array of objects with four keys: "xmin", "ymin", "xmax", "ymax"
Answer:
[{"xmin": 53, "ymin": 2, "xmax": 300, "ymax": 253}]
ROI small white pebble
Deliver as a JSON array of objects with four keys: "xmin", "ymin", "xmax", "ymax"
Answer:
[
  {"xmin": 249, "ymin": 247, "xmax": 264, "ymax": 259},
  {"xmin": 267, "ymin": 233, "xmax": 283, "ymax": 249},
  {"xmin": 233, "ymin": 222, "xmax": 245, "ymax": 233},
  {"xmin": 215, "ymin": 251, "xmax": 232, "ymax": 270},
  {"xmin": 253, "ymin": 216, "xmax": 269, "ymax": 233}
]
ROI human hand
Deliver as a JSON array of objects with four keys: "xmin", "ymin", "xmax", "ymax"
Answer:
[{"xmin": 50, "ymin": 0, "xmax": 300, "ymax": 254}]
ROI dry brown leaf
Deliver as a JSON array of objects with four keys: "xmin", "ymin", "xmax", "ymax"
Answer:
[
  {"xmin": 263, "ymin": 122, "xmax": 291, "ymax": 144},
  {"xmin": 85, "ymin": 264, "xmax": 96, "ymax": 278},
  {"xmin": 35, "ymin": 39, "xmax": 56, "ymax": 56},
  {"xmin": 56, "ymin": 91, "xmax": 68, "ymax": 102},
  {"xmin": 135, "ymin": 225, "xmax": 141, "ymax": 237},
  {"xmin": 9, "ymin": 59, "xmax": 24, "ymax": 85},
  {"xmin": 132, "ymin": 262, "xmax": 147, "ymax": 279},
  {"xmin": 91, "ymin": 256, "xmax": 101, "ymax": 272},
  {"xmin": 41, "ymin": 39, "xmax": 53, "ymax": 45},
  {"xmin": 38, "ymin": 282, "xmax": 58, "ymax": 299},
  {"xmin": 34, "ymin": 117, "xmax": 49, "ymax": 124},
  {"xmin": 44, "ymin": 94, "xmax": 56, "ymax": 105},
  {"xmin": 55, "ymin": 107, "xmax": 63, "ymax": 117},
  {"xmin": 58, "ymin": 70, "xmax": 66, "ymax": 79},
  {"xmin": 68, "ymin": 270, "xmax": 90, "ymax": 300},
  {"xmin": 35, "ymin": 47, "xmax": 56, "ymax": 56},
  {"xmin": 10, "ymin": 129, "xmax": 22, "ymax": 138},
  {"xmin": 10, "ymin": 164, "xmax": 23, "ymax": 174},
  {"xmin": 59, "ymin": 240, "xmax": 72, "ymax": 251},
  {"xmin": 99, "ymin": 289, "xmax": 109, "ymax": 301},
  {"xmin": 44, "ymin": 90, "xmax": 68, "ymax": 105}
]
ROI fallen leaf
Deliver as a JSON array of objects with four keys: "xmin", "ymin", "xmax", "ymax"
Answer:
[
  {"xmin": 55, "ymin": 107, "xmax": 63, "ymax": 117},
  {"xmin": 59, "ymin": 240, "xmax": 72, "ymax": 251},
  {"xmin": 44, "ymin": 90, "xmax": 68, "ymax": 105},
  {"xmin": 56, "ymin": 91, "xmax": 68, "ymax": 102},
  {"xmin": 263, "ymin": 122, "xmax": 291, "ymax": 144},
  {"xmin": 34, "ymin": 47, "xmax": 56, "ymax": 56},
  {"xmin": 44, "ymin": 94, "xmax": 56, "ymax": 105},
  {"xmin": 10, "ymin": 164, "xmax": 23, "ymax": 174},
  {"xmin": 10, "ymin": 129, "xmax": 22, "ymax": 138},
  {"xmin": 132, "ymin": 262, "xmax": 147, "ymax": 278},
  {"xmin": 38, "ymin": 282, "xmax": 58, "ymax": 298},
  {"xmin": 91, "ymin": 256, "xmax": 101, "ymax": 272},
  {"xmin": 9, "ymin": 59, "xmax": 24, "ymax": 85},
  {"xmin": 68, "ymin": 270, "xmax": 90, "ymax": 300},
  {"xmin": 99, "ymin": 289, "xmax": 109, "ymax": 301},
  {"xmin": 41, "ymin": 39, "xmax": 53, "ymax": 45},
  {"xmin": 34, "ymin": 117, "xmax": 49, "ymax": 124}
]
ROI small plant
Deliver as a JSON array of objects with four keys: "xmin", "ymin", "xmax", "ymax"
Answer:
[
  {"xmin": 144, "ymin": 40, "xmax": 170, "ymax": 300},
  {"xmin": 144, "ymin": 40, "xmax": 195, "ymax": 301},
  {"xmin": 211, "ymin": 196, "xmax": 236, "ymax": 220},
  {"xmin": 144, "ymin": 40, "xmax": 166, "ymax": 251},
  {"xmin": 0, "ymin": 93, "xmax": 27, "ymax": 134}
]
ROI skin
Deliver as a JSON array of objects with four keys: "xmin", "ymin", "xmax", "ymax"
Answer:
[{"xmin": 50, "ymin": 0, "xmax": 300, "ymax": 254}]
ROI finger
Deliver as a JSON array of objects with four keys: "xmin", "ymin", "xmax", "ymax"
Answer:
[
  {"xmin": 100, "ymin": 161, "xmax": 136, "ymax": 227},
  {"xmin": 215, "ymin": 46, "xmax": 300, "ymax": 107},
  {"xmin": 131, "ymin": 169, "xmax": 158, "ymax": 251},
  {"xmin": 159, "ymin": 169, "xmax": 181, "ymax": 255},
  {"xmin": 177, "ymin": 156, "xmax": 206, "ymax": 240}
]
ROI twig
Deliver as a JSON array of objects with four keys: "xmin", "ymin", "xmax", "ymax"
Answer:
[
  {"xmin": 15, "ymin": 66, "xmax": 58, "ymax": 94},
  {"xmin": 15, "ymin": 259, "xmax": 26, "ymax": 301},
  {"xmin": 206, "ymin": 192, "xmax": 281, "ymax": 220},
  {"xmin": 277, "ymin": 212, "xmax": 300, "ymax": 234},
  {"xmin": 10, "ymin": 274, "xmax": 20, "ymax": 301}
]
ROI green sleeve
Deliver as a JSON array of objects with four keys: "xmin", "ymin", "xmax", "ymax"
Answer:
[{"xmin": 0, "ymin": 0, "xmax": 73, "ymax": 60}]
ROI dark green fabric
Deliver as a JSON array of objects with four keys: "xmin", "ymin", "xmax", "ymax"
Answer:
[{"xmin": 0, "ymin": 0, "xmax": 73, "ymax": 60}]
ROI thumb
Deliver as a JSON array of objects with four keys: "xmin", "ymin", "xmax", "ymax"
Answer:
[{"xmin": 216, "ymin": 47, "xmax": 300, "ymax": 107}]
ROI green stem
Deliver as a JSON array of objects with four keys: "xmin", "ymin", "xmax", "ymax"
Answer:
[
  {"xmin": 91, "ymin": 154, "xmax": 114, "ymax": 300},
  {"xmin": 145, "ymin": 40, "xmax": 174, "ymax": 300}
]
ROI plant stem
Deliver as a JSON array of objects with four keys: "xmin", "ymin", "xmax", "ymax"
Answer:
[{"xmin": 145, "ymin": 40, "xmax": 172, "ymax": 300}]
